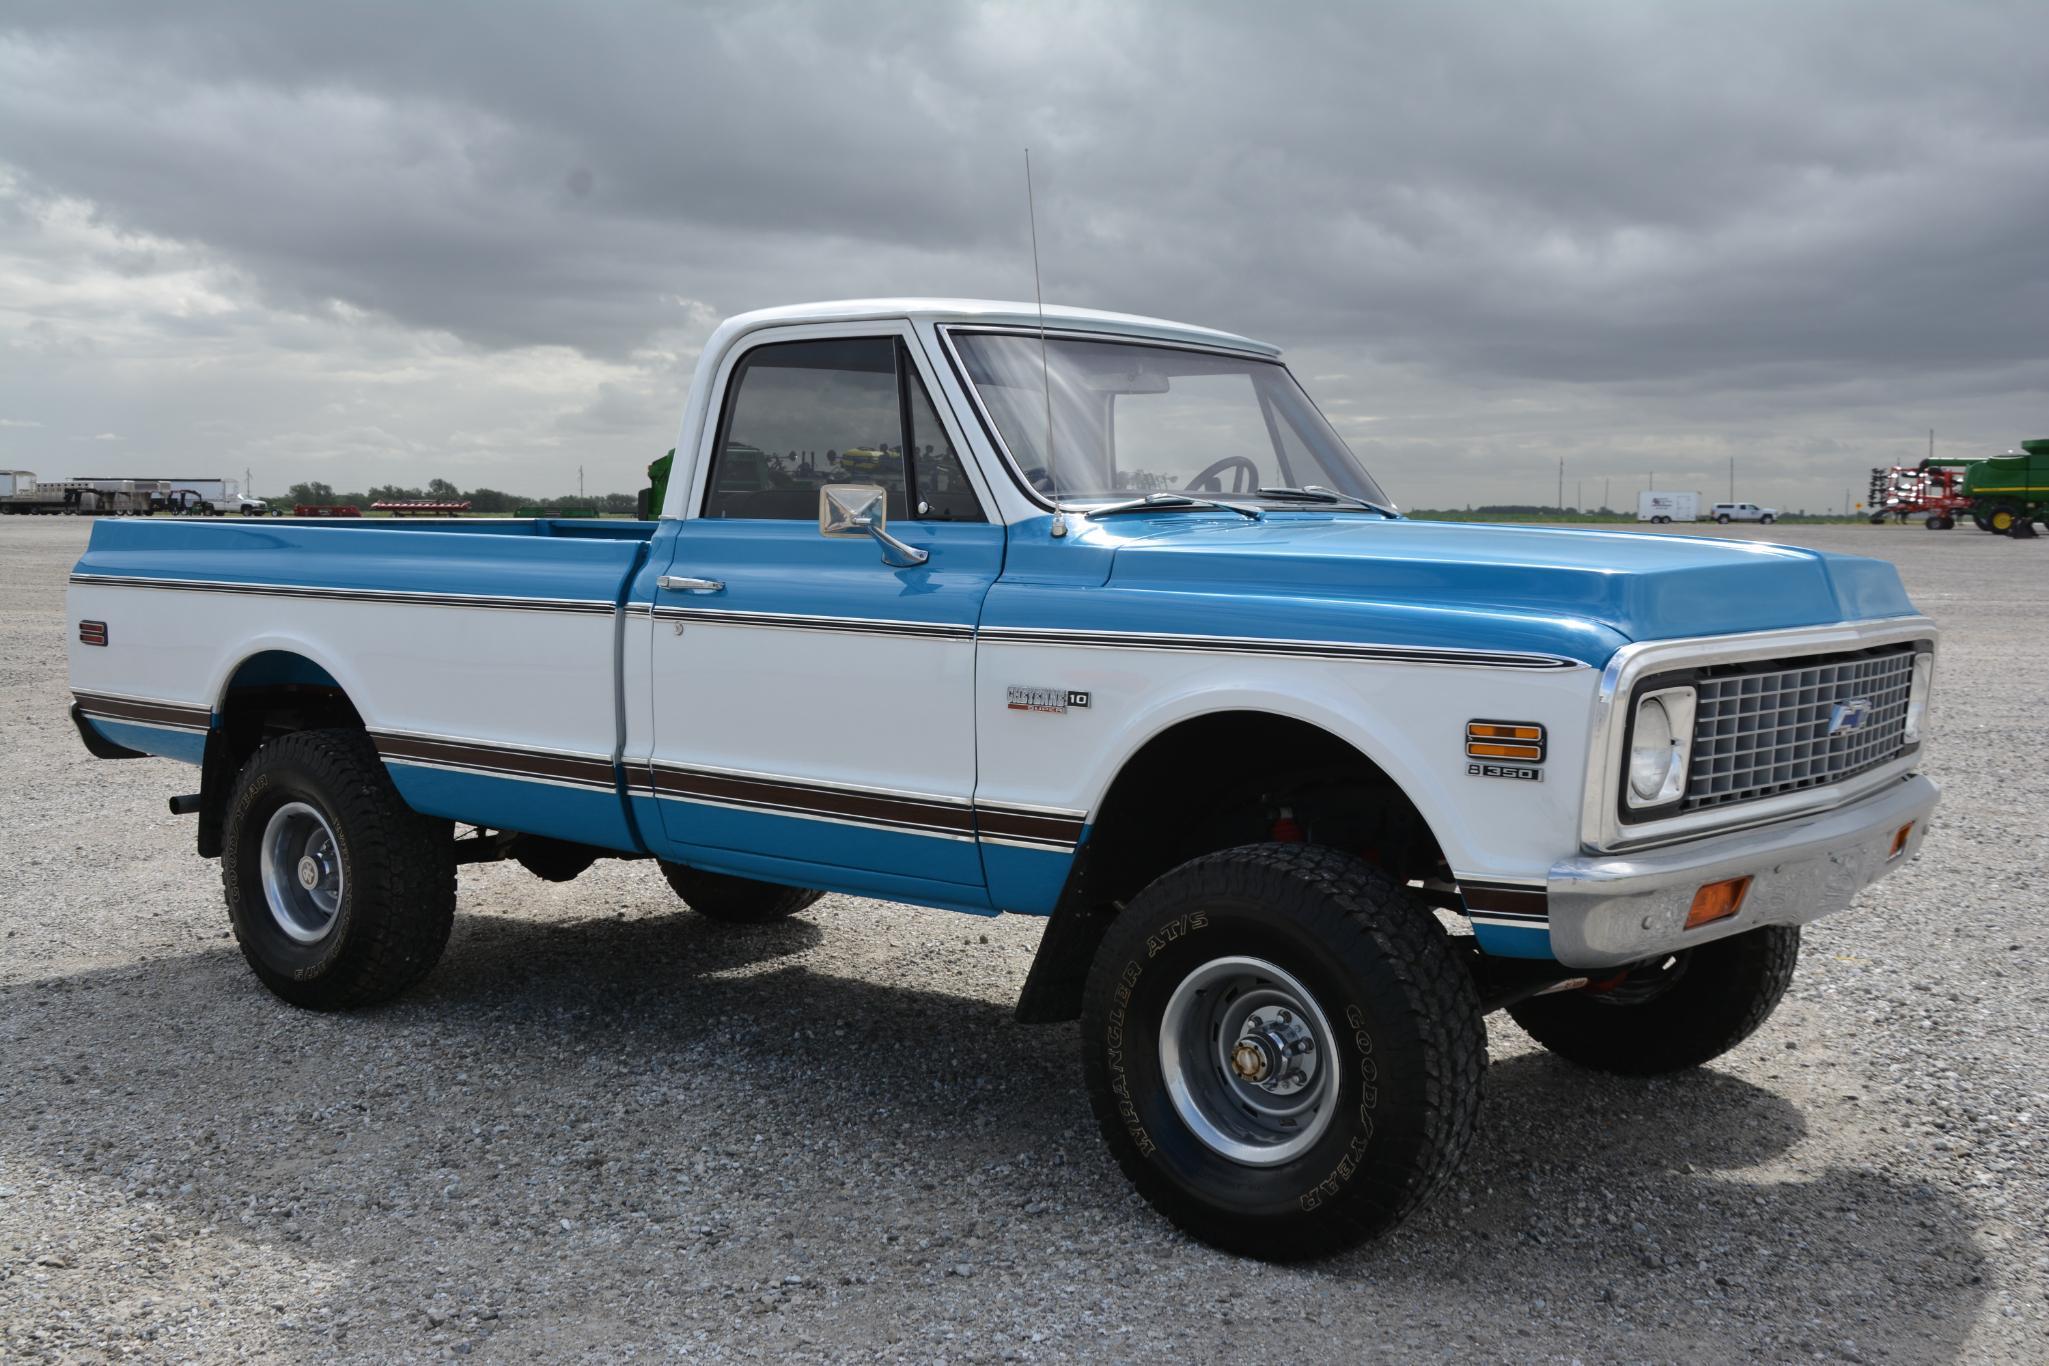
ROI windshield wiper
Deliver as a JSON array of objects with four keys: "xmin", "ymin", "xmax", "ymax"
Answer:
[
  {"xmin": 1084, "ymin": 492, "xmax": 1262, "ymax": 521},
  {"xmin": 1255, "ymin": 485, "xmax": 1400, "ymax": 517}
]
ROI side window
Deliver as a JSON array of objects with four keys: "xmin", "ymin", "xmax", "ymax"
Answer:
[
  {"xmin": 704, "ymin": 338, "xmax": 907, "ymax": 521},
  {"xmin": 903, "ymin": 365, "xmax": 985, "ymax": 522}
]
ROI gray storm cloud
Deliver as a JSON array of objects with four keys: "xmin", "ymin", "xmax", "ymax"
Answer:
[{"xmin": 1, "ymin": 0, "xmax": 2045, "ymax": 510}]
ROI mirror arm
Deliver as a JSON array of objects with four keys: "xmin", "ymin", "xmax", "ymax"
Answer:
[{"xmin": 866, "ymin": 523, "xmax": 930, "ymax": 567}]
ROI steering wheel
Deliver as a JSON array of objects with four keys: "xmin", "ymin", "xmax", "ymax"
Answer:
[{"xmin": 1184, "ymin": 456, "xmax": 1259, "ymax": 494}]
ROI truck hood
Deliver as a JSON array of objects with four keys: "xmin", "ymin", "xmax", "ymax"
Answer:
[{"xmin": 1104, "ymin": 516, "xmax": 1916, "ymax": 650}]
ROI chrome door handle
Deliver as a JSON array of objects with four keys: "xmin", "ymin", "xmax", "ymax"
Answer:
[{"xmin": 657, "ymin": 575, "xmax": 724, "ymax": 593}]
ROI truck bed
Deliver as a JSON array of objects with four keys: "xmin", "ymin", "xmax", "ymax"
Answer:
[{"xmin": 69, "ymin": 517, "xmax": 658, "ymax": 851}]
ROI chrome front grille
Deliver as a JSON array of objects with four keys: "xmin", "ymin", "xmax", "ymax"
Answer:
[{"xmin": 1683, "ymin": 646, "xmax": 1916, "ymax": 811}]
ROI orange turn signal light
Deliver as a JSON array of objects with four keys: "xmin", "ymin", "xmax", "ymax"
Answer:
[
  {"xmin": 1888, "ymin": 822, "xmax": 1914, "ymax": 861},
  {"xmin": 1686, "ymin": 876, "xmax": 1752, "ymax": 930},
  {"xmin": 1466, "ymin": 721, "xmax": 1546, "ymax": 763}
]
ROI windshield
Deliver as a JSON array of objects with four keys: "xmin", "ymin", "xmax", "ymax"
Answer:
[{"xmin": 950, "ymin": 331, "xmax": 1389, "ymax": 507}]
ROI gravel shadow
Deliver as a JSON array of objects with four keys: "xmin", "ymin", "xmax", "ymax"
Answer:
[{"xmin": 0, "ymin": 908, "xmax": 1991, "ymax": 1360}]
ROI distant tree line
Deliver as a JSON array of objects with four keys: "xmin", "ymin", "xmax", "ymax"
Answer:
[{"xmin": 283, "ymin": 479, "xmax": 637, "ymax": 514}]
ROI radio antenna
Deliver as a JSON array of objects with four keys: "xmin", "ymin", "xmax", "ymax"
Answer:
[{"xmin": 1024, "ymin": 148, "xmax": 1065, "ymax": 534}]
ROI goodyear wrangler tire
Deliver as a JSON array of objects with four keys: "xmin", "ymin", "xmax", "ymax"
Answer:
[
  {"xmin": 1506, "ymin": 924, "xmax": 1800, "ymax": 1075},
  {"xmin": 658, "ymin": 863, "xmax": 823, "ymax": 922},
  {"xmin": 221, "ymin": 728, "xmax": 455, "ymax": 1010},
  {"xmin": 1080, "ymin": 844, "xmax": 1485, "ymax": 1260}
]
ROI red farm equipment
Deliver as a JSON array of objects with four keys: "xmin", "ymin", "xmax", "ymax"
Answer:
[
  {"xmin": 292, "ymin": 504, "xmax": 362, "ymax": 517},
  {"xmin": 371, "ymin": 501, "xmax": 471, "ymax": 517},
  {"xmin": 1868, "ymin": 464, "xmax": 1972, "ymax": 530}
]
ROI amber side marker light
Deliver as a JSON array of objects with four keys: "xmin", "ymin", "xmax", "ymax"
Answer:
[
  {"xmin": 1888, "ymin": 822, "xmax": 1915, "ymax": 861},
  {"xmin": 1466, "ymin": 720, "xmax": 1546, "ymax": 762},
  {"xmin": 1686, "ymin": 876, "xmax": 1752, "ymax": 930}
]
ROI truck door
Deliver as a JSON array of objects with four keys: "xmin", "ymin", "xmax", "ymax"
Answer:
[{"xmin": 643, "ymin": 325, "xmax": 1004, "ymax": 907}]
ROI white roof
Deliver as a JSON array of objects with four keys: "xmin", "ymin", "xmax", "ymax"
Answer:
[{"xmin": 715, "ymin": 298, "xmax": 1281, "ymax": 357}]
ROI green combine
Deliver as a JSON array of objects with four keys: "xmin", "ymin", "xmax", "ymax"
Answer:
[{"xmin": 1925, "ymin": 438, "xmax": 2049, "ymax": 537}]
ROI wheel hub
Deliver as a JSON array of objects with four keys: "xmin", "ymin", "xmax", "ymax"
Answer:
[
  {"xmin": 297, "ymin": 855, "xmax": 321, "ymax": 890},
  {"xmin": 1229, "ymin": 1007, "xmax": 1317, "ymax": 1095}
]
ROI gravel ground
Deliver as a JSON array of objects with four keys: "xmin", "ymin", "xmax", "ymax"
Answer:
[{"xmin": 1, "ymin": 515, "xmax": 2043, "ymax": 1363}]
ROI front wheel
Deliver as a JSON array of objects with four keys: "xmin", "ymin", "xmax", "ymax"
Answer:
[
  {"xmin": 1080, "ymin": 845, "xmax": 1485, "ymax": 1260},
  {"xmin": 1506, "ymin": 925, "xmax": 1799, "ymax": 1074},
  {"xmin": 221, "ymin": 729, "xmax": 455, "ymax": 1009},
  {"xmin": 1716, "ymin": 513, "xmax": 1732, "ymax": 523},
  {"xmin": 1760, "ymin": 513, "xmax": 1775, "ymax": 524}
]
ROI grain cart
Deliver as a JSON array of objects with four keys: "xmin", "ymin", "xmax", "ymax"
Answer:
[{"xmin": 1926, "ymin": 441, "xmax": 2049, "ymax": 536}]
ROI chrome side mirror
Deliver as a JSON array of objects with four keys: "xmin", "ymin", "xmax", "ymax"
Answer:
[{"xmin": 819, "ymin": 484, "xmax": 928, "ymax": 567}]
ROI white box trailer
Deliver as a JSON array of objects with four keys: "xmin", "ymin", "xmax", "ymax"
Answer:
[
  {"xmin": 1637, "ymin": 491, "xmax": 1700, "ymax": 523},
  {"xmin": 0, "ymin": 470, "xmax": 36, "ymax": 498}
]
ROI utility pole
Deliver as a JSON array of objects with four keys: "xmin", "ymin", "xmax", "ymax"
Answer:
[
  {"xmin": 244, "ymin": 467, "xmax": 253, "ymax": 497},
  {"xmin": 578, "ymin": 465, "xmax": 585, "ymax": 499},
  {"xmin": 1649, "ymin": 470, "xmax": 1656, "ymax": 492}
]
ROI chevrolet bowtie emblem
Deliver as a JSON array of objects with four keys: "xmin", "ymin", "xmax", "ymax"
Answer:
[{"xmin": 1828, "ymin": 699, "xmax": 1871, "ymax": 735}]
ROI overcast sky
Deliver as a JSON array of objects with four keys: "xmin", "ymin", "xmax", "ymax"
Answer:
[{"xmin": 3, "ymin": 0, "xmax": 2045, "ymax": 512}]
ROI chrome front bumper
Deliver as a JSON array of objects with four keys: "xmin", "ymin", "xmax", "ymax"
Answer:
[{"xmin": 1546, "ymin": 773, "xmax": 1939, "ymax": 969}]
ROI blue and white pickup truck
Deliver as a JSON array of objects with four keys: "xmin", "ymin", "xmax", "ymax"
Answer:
[{"xmin": 67, "ymin": 299, "xmax": 1938, "ymax": 1258}]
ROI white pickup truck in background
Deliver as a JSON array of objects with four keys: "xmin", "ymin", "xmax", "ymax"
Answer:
[{"xmin": 1712, "ymin": 500, "xmax": 1779, "ymax": 523}]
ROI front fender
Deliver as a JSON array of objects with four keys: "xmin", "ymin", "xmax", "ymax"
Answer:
[{"xmin": 973, "ymin": 650, "xmax": 1599, "ymax": 884}]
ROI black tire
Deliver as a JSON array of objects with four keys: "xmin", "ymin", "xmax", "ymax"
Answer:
[
  {"xmin": 1760, "ymin": 513, "xmax": 1775, "ymax": 524},
  {"xmin": 1716, "ymin": 513, "xmax": 1732, "ymax": 524},
  {"xmin": 1925, "ymin": 514, "xmax": 1945, "ymax": 530},
  {"xmin": 221, "ymin": 728, "xmax": 455, "ymax": 1010},
  {"xmin": 1506, "ymin": 925, "xmax": 1799, "ymax": 1075},
  {"xmin": 1079, "ymin": 844, "xmax": 1485, "ymax": 1261},
  {"xmin": 658, "ymin": 862, "xmax": 823, "ymax": 922}
]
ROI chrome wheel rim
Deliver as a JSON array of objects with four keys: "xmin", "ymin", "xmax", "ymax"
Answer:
[
  {"xmin": 1159, "ymin": 955, "xmax": 1340, "ymax": 1167},
  {"xmin": 259, "ymin": 801, "xmax": 343, "ymax": 944}
]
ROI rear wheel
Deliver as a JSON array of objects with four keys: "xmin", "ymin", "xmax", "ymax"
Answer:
[
  {"xmin": 658, "ymin": 863, "xmax": 823, "ymax": 922},
  {"xmin": 1506, "ymin": 925, "xmax": 1799, "ymax": 1074},
  {"xmin": 1716, "ymin": 513, "xmax": 1732, "ymax": 524},
  {"xmin": 221, "ymin": 729, "xmax": 455, "ymax": 1009},
  {"xmin": 1080, "ymin": 844, "xmax": 1485, "ymax": 1260}
]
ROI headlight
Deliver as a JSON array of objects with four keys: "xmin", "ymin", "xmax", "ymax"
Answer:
[
  {"xmin": 1904, "ymin": 651, "xmax": 1933, "ymax": 744},
  {"xmin": 1626, "ymin": 686, "xmax": 1696, "ymax": 808}
]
